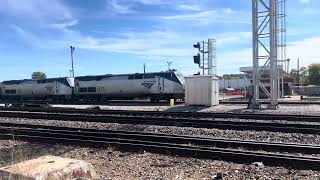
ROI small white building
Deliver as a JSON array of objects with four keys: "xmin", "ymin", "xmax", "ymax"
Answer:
[{"xmin": 185, "ymin": 75, "xmax": 219, "ymax": 106}]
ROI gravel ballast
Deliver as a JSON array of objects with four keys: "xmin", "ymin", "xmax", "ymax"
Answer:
[
  {"xmin": 1, "ymin": 117, "xmax": 320, "ymax": 145},
  {"xmin": 52, "ymin": 104, "xmax": 320, "ymax": 115},
  {"xmin": 0, "ymin": 140, "xmax": 320, "ymax": 179},
  {"xmin": 1, "ymin": 104, "xmax": 320, "ymax": 179}
]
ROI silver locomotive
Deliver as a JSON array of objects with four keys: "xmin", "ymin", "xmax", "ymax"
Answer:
[
  {"xmin": 74, "ymin": 71, "xmax": 185, "ymax": 102},
  {"xmin": 0, "ymin": 78, "xmax": 74, "ymax": 100},
  {"xmin": 0, "ymin": 71, "xmax": 185, "ymax": 102}
]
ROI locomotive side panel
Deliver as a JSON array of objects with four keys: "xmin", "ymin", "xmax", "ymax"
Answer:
[
  {"xmin": 1, "ymin": 78, "xmax": 73, "ymax": 100},
  {"xmin": 74, "ymin": 71, "xmax": 185, "ymax": 101},
  {"xmin": 75, "ymin": 77, "xmax": 153, "ymax": 98}
]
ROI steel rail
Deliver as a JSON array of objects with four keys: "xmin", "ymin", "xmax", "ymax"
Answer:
[
  {"xmin": 0, "ymin": 123, "xmax": 320, "ymax": 170},
  {"xmin": 0, "ymin": 100, "xmax": 184, "ymax": 106},
  {"xmin": 0, "ymin": 111, "xmax": 319, "ymax": 134},
  {"xmin": 1, "ymin": 107, "xmax": 320, "ymax": 122},
  {"xmin": 1, "ymin": 99, "xmax": 320, "ymax": 105},
  {"xmin": 1, "ymin": 122, "xmax": 320, "ymax": 154},
  {"xmin": 220, "ymin": 101, "xmax": 320, "ymax": 105}
]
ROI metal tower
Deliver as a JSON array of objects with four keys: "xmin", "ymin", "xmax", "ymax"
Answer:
[
  {"xmin": 193, "ymin": 39, "xmax": 216, "ymax": 75},
  {"xmin": 251, "ymin": 0, "xmax": 286, "ymax": 109},
  {"xmin": 277, "ymin": 0, "xmax": 287, "ymax": 99}
]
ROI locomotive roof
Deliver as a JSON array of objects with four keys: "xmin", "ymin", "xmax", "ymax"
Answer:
[
  {"xmin": 75, "ymin": 71, "xmax": 182, "ymax": 84},
  {"xmin": 1, "ymin": 71, "xmax": 184, "ymax": 85},
  {"xmin": 2, "ymin": 77, "xmax": 71, "ymax": 86},
  {"xmin": 2, "ymin": 79, "xmax": 32, "ymax": 85}
]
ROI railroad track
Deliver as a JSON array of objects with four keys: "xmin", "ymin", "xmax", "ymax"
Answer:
[
  {"xmin": 0, "ymin": 122, "xmax": 320, "ymax": 170},
  {"xmin": 0, "ymin": 110, "xmax": 320, "ymax": 134},
  {"xmin": 0, "ymin": 100, "xmax": 184, "ymax": 106},
  {"xmin": 1, "ymin": 106, "xmax": 320, "ymax": 122},
  {"xmin": 1, "ymin": 100, "xmax": 320, "ymax": 105},
  {"xmin": 220, "ymin": 100, "xmax": 320, "ymax": 105}
]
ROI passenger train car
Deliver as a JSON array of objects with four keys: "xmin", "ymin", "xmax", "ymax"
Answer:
[
  {"xmin": 0, "ymin": 78, "xmax": 74, "ymax": 100},
  {"xmin": 0, "ymin": 71, "xmax": 185, "ymax": 102},
  {"xmin": 74, "ymin": 71, "xmax": 185, "ymax": 102}
]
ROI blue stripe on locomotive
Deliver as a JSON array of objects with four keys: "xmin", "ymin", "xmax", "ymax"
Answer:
[
  {"xmin": 2, "ymin": 77, "xmax": 72, "ymax": 87},
  {"xmin": 75, "ymin": 71, "xmax": 182, "ymax": 84}
]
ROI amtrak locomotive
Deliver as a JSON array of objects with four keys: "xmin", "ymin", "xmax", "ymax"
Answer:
[
  {"xmin": 0, "ymin": 77, "xmax": 74, "ymax": 100},
  {"xmin": 0, "ymin": 71, "xmax": 185, "ymax": 102}
]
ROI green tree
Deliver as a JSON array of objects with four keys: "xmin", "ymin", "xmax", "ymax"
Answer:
[
  {"xmin": 288, "ymin": 67, "xmax": 308, "ymax": 85},
  {"xmin": 222, "ymin": 74, "xmax": 243, "ymax": 79},
  {"xmin": 289, "ymin": 69, "xmax": 299, "ymax": 82},
  {"xmin": 283, "ymin": 75, "xmax": 294, "ymax": 82},
  {"xmin": 299, "ymin": 67, "xmax": 309, "ymax": 85},
  {"xmin": 308, "ymin": 64, "xmax": 320, "ymax": 85},
  {"xmin": 31, "ymin": 71, "xmax": 47, "ymax": 80}
]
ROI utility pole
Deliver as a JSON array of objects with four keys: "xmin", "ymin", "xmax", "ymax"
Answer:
[
  {"xmin": 70, "ymin": 46, "xmax": 75, "ymax": 78},
  {"xmin": 167, "ymin": 61, "xmax": 172, "ymax": 71},
  {"xmin": 297, "ymin": 58, "xmax": 300, "ymax": 95},
  {"xmin": 202, "ymin": 41, "xmax": 205, "ymax": 75},
  {"xmin": 286, "ymin": 58, "xmax": 291, "ymax": 73},
  {"xmin": 143, "ymin": 63, "xmax": 146, "ymax": 74}
]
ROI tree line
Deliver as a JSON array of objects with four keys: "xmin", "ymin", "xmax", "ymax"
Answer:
[
  {"xmin": 289, "ymin": 64, "xmax": 320, "ymax": 86},
  {"xmin": 31, "ymin": 71, "xmax": 47, "ymax": 80},
  {"xmin": 220, "ymin": 64, "xmax": 320, "ymax": 86},
  {"xmin": 30, "ymin": 63, "xmax": 320, "ymax": 86}
]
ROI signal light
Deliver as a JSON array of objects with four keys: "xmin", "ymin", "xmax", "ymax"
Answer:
[
  {"xmin": 193, "ymin": 53, "xmax": 200, "ymax": 65},
  {"xmin": 193, "ymin": 42, "xmax": 201, "ymax": 66},
  {"xmin": 193, "ymin": 42, "xmax": 200, "ymax": 50}
]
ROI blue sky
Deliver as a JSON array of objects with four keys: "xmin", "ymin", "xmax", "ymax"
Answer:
[{"xmin": 0, "ymin": 0, "xmax": 319, "ymax": 81}]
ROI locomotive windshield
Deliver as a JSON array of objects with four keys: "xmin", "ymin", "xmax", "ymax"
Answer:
[{"xmin": 175, "ymin": 72, "xmax": 185, "ymax": 85}]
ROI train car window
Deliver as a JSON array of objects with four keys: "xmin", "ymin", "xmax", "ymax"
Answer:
[
  {"xmin": 37, "ymin": 80, "xmax": 46, "ymax": 84},
  {"xmin": 21, "ymin": 81, "xmax": 35, "ymax": 85},
  {"xmin": 46, "ymin": 79, "xmax": 54, "ymax": 83},
  {"xmin": 135, "ymin": 74, "xmax": 143, "ymax": 79},
  {"xmin": 108, "ymin": 76, "xmax": 127, "ymax": 80},
  {"xmin": 5, "ymin": 89, "xmax": 16, "ymax": 94},
  {"xmin": 88, "ymin": 87, "xmax": 96, "ymax": 92},
  {"xmin": 79, "ymin": 87, "xmax": 88, "ymax": 93},
  {"xmin": 144, "ymin": 74, "xmax": 155, "ymax": 79}
]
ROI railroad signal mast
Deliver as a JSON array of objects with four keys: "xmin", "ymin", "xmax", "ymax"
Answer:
[
  {"xmin": 251, "ymin": 0, "xmax": 287, "ymax": 109},
  {"xmin": 70, "ymin": 45, "xmax": 75, "ymax": 78},
  {"xmin": 193, "ymin": 39, "xmax": 216, "ymax": 75}
]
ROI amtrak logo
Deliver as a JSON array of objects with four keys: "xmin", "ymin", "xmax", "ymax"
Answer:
[
  {"xmin": 141, "ymin": 82, "xmax": 155, "ymax": 89},
  {"xmin": 45, "ymin": 85, "xmax": 54, "ymax": 91}
]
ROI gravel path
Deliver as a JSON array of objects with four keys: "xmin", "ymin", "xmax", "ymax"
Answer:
[
  {"xmin": 0, "ymin": 140, "xmax": 24, "ymax": 150},
  {"xmin": 0, "ymin": 140, "xmax": 319, "ymax": 180},
  {"xmin": 164, "ymin": 104, "xmax": 320, "ymax": 116},
  {"xmin": 52, "ymin": 104, "xmax": 320, "ymax": 115}
]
